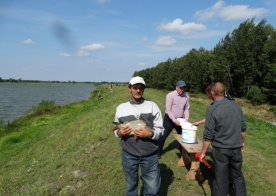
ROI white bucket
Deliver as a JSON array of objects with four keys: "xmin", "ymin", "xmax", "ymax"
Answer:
[
  {"xmin": 177, "ymin": 118, "xmax": 197, "ymax": 143},
  {"xmin": 182, "ymin": 129, "xmax": 197, "ymax": 143}
]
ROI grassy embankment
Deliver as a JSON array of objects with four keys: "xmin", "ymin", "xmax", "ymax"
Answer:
[{"xmin": 0, "ymin": 85, "xmax": 275, "ymax": 195}]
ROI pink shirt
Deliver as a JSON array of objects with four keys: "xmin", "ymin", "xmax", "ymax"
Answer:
[{"xmin": 165, "ymin": 90, "xmax": 190, "ymax": 122}]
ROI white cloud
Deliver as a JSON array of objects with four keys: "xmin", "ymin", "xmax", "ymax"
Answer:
[
  {"xmin": 21, "ymin": 38, "xmax": 34, "ymax": 44},
  {"xmin": 159, "ymin": 18, "xmax": 206, "ymax": 35},
  {"xmin": 155, "ymin": 36, "xmax": 176, "ymax": 46},
  {"xmin": 195, "ymin": 0, "xmax": 268, "ymax": 21},
  {"xmin": 80, "ymin": 43, "xmax": 105, "ymax": 51},
  {"xmin": 77, "ymin": 43, "xmax": 105, "ymax": 56},
  {"xmin": 59, "ymin": 53, "xmax": 71, "ymax": 57}
]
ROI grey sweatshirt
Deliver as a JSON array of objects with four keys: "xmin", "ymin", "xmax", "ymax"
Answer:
[{"xmin": 114, "ymin": 98, "xmax": 164, "ymax": 156}]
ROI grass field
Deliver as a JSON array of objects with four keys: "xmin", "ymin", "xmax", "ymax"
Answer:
[{"xmin": 0, "ymin": 85, "xmax": 275, "ymax": 195}]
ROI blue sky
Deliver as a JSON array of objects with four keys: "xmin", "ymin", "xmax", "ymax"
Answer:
[{"xmin": 1, "ymin": 0, "xmax": 275, "ymax": 82}]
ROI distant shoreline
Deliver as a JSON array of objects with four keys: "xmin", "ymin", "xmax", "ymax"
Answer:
[{"xmin": 0, "ymin": 79, "xmax": 124, "ymax": 85}]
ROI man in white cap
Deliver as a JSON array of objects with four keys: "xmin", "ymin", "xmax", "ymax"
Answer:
[
  {"xmin": 113, "ymin": 76, "xmax": 164, "ymax": 196},
  {"xmin": 158, "ymin": 80, "xmax": 190, "ymax": 157}
]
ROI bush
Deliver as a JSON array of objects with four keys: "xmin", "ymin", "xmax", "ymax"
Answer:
[
  {"xmin": 270, "ymin": 105, "xmax": 276, "ymax": 116},
  {"xmin": 247, "ymin": 86, "xmax": 267, "ymax": 105}
]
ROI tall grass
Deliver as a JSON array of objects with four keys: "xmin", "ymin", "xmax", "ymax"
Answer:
[
  {"xmin": 0, "ymin": 85, "xmax": 275, "ymax": 195},
  {"xmin": 27, "ymin": 100, "xmax": 58, "ymax": 116}
]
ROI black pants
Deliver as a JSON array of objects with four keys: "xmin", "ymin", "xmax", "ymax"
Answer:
[
  {"xmin": 212, "ymin": 147, "xmax": 247, "ymax": 196},
  {"xmin": 158, "ymin": 114, "xmax": 182, "ymax": 153}
]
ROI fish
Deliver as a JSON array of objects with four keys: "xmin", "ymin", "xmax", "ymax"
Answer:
[{"xmin": 112, "ymin": 119, "xmax": 148, "ymax": 130}]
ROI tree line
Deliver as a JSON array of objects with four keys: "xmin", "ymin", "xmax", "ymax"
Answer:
[{"xmin": 134, "ymin": 19, "xmax": 276, "ymax": 105}]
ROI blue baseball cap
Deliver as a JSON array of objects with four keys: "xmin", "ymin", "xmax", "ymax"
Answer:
[{"xmin": 176, "ymin": 80, "xmax": 186, "ymax": 87}]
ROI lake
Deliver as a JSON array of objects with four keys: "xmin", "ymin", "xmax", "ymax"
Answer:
[{"xmin": 0, "ymin": 83, "xmax": 95, "ymax": 124}]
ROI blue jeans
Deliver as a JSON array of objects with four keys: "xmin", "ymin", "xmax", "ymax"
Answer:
[{"xmin": 121, "ymin": 150, "xmax": 161, "ymax": 196}]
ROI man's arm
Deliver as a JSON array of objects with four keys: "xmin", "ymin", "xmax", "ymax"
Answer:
[
  {"xmin": 113, "ymin": 106, "xmax": 132, "ymax": 138},
  {"xmin": 143, "ymin": 102, "xmax": 164, "ymax": 140},
  {"xmin": 193, "ymin": 118, "xmax": 206, "ymax": 126},
  {"xmin": 200, "ymin": 107, "xmax": 214, "ymax": 160},
  {"xmin": 200, "ymin": 140, "xmax": 211, "ymax": 161},
  {"xmin": 240, "ymin": 106, "xmax": 246, "ymax": 151},
  {"xmin": 241, "ymin": 130, "xmax": 246, "ymax": 151},
  {"xmin": 166, "ymin": 93, "xmax": 176, "ymax": 123},
  {"xmin": 183, "ymin": 94, "xmax": 190, "ymax": 121}
]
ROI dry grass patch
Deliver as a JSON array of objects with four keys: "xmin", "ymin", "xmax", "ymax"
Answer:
[
  {"xmin": 236, "ymin": 98, "xmax": 275, "ymax": 122},
  {"xmin": 190, "ymin": 95, "xmax": 275, "ymax": 123}
]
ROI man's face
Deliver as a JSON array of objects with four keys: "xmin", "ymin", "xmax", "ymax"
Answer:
[
  {"xmin": 129, "ymin": 84, "xmax": 145, "ymax": 101},
  {"xmin": 176, "ymin": 86, "xmax": 185, "ymax": 95}
]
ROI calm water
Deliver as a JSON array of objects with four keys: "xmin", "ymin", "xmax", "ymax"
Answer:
[{"xmin": 0, "ymin": 83, "xmax": 95, "ymax": 123}]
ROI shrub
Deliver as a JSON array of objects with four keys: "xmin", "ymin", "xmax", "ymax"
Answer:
[
  {"xmin": 247, "ymin": 85, "xmax": 267, "ymax": 105},
  {"xmin": 270, "ymin": 105, "xmax": 276, "ymax": 116}
]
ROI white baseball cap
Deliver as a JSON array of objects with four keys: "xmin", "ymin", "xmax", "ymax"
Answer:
[{"xmin": 129, "ymin": 76, "xmax": 146, "ymax": 86}]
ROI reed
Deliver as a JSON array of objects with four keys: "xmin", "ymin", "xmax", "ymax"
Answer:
[{"xmin": 27, "ymin": 100, "xmax": 58, "ymax": 116}]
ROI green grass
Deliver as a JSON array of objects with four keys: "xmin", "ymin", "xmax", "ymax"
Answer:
[{"xmin": 0, "ymin": 85, "xmax": 275, "ymax": 195}]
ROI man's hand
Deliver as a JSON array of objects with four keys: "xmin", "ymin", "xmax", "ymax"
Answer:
[
  {"xmin": 174, "ymin": 119, "xmax": 181, "ymax": 126},
  {"xmin": 192, "ymin": 121, "xmax": 200, "ymax": 126},
  {"xmin": 118, "ymin": 126, "xmax": 134, "ymax": 137},
  {"xmin": 200, "ymin": 140, "xmax": 211, "ymax": 162},
  {"xmin": 133, "ymin": 128, "xmax": 153, "ymax": 139},
  {"xmin": 192, "ymin": 119, "xmax": 205, "ymax": 126},
  {"xmin": 241, "ymin": 142, "xmax": 245, "ymax": 152},
  {"xmin": 199, "ymin": 152, "xmax": 206, "ymax": 162}
]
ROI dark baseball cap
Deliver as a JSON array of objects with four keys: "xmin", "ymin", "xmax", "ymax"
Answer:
[{"xmin": 176, "ymin": 80, "xmax": 186, "ymax": 87}]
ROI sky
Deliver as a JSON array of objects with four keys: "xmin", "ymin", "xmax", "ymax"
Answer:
[{"xmin": 1, "ymin": 0, "xmax": 276, "ymax": 82}]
